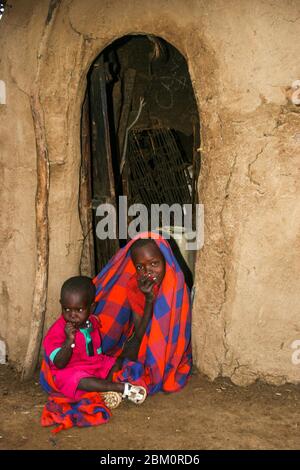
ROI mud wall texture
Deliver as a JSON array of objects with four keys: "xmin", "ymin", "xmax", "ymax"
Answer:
[{"xmin": 0, "ymin": 0, "xmax": 299, "ymax": 385}]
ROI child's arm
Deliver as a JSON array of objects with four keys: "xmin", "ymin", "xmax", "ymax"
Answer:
[
  {"xmin": 132, "ymin": 296, "xmax": 154, "ymax": 341},
  {"xmin": 53, "ymin": 322, "xmax": 76, "ymax": 369},
  {"xmin": 121, "ymin": 276, "xmax": 155, "ymax": 361}
]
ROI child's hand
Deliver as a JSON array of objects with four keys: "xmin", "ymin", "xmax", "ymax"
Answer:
[
  {"xmin": 64, "ymin": 322, "xmax": 76, "ymax": 343},
  {"xmin": 137, "ymin": 274, "xmax": 156, "ymax": 302}
]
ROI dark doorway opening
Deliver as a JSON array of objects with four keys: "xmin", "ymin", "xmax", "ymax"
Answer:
[{"xmin": 80, "ymin": 35, "xmax": 201, "ymax": 288}]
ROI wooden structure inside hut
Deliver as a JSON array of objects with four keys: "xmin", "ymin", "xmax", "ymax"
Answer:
[{"xmin": 80, "ymin": 35, "xmax": 200, "ymax": 281}]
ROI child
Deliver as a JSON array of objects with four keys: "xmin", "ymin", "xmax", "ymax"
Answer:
[
  {"xmin": 93, "ymin": 231, "xmax": 192, "ymax": 395},
  {"xmin": 120, "ymin": 237, "xmax": 166, "ymax": 361},
  {"xmin": 42, "ymin": 276, "xmax": 147, "ymax": 407}
]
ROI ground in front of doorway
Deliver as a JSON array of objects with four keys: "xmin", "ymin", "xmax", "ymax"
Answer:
[{"xmin": 0, "ymin": 364, "xmax": 299, "ymax": 450}]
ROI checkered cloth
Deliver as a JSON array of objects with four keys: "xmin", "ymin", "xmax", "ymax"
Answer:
[
  {"xmin": 93, "ymin": 232, "xmax": 192, "ymax": 394},
  {"xmin": 40, "ymin": 355, "xmax": 111, "ymax": 433}
]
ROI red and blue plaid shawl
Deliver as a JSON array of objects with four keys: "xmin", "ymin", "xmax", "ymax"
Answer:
[
  {"xmin": 93, "ymin": 231, "xmax": 192, "ymax": 395},
  {"xmin": 40, "ymin": 353, "xmax": 111, "ymax": 433},
  {"xmin": 41, "ymin": 389, "xmax": 111, "ymax": 434}
]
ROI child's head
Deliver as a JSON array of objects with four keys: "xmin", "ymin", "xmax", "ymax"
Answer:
[
  {"xmin": 60, "ymin": 276, "xmax": 95, "ymax": 328},
  {"xmin": 130, "ymin": 238, "xmax": 166, "ymax": 285}
]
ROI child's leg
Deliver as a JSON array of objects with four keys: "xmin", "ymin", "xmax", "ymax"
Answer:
[
  {"xmin": 107, "ymin": 356, "xmax": 123, "ymax": 380},
  {"xmin": 78, "ymin": 377, "xmax": 125, "ymax": 393},
  {"xmin": 119, "ymin": 336, "xmax": 140, "ymax": 361},
  {"xmin": 77, "ymin": 376, "xmax": 147, "ymax": 406},
  {"xmin": 105, "ymin": 338, "xmax": 140, "ymax": 383}
]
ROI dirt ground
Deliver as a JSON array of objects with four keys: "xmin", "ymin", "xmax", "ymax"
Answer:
[{"xmin": 0, "ymin": 364, "xmax": 300, "ymax": 450}]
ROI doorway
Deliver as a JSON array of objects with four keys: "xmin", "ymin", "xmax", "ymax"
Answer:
[{"xmin": 80, "ymin": 34, "xmax": 201, "ymax": 285}]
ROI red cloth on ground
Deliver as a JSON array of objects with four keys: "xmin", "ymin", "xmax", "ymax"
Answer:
[{"xmin": 41, "ymin": 392, "xmax": 111, "ymax": 434}]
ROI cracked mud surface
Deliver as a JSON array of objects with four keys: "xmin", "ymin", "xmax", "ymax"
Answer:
[{"xmin": 1, "ymin": 364, "xmax": 300, "ymax": 450}]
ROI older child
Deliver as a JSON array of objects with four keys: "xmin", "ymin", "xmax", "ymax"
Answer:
[
  {"xmin": 93, "ymin": 231, "xmax": 192, "ymax": 395},
  {"xmin": 41, "ymin": 276, "xmax": 147, "ymax": 407}
]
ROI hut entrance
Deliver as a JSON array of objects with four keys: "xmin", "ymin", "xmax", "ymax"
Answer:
[{"xmin": 80, "ymin": 35, "xmax": 200, "ymax": 285}]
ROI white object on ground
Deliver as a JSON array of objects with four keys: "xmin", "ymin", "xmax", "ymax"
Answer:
[
  {"xmin": 0, "ymin": 81, "xmax": 6, "ymax": 105},
  {"xmin": 0, "ymin": 340, "xmax": 6, "ymax": 364},
  {"xmin": 291, "ymin": 80, "xmax": 300, "ymax": 105}
]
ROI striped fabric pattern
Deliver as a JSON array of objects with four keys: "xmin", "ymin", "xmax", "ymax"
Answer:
[{"xmin": 93, "ymin": 231, "xmax": 192, "ymax": 395}]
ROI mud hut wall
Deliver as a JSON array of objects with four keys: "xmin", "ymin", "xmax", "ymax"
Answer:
[
  {"xmin": 0, "ymin": 1, "xmax": 50, "ymax": 364},
  {"xmin": 0, "ymin": 0, "xmax": 299, "ymax": 384}
]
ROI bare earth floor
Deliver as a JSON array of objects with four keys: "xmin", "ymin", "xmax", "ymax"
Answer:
[{"xmin": 0, "ymin": 364, "xmax": 300, "ymax": 450}]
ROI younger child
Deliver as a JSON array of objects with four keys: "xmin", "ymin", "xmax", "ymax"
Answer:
[{"xmin": 42, "ymin": 276, "xmax": 147, "ymax": 406}]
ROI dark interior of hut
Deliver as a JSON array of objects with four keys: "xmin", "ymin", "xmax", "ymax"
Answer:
[{"xmin": 80, "ymin": 35, "xmax": 200, "ymax": 288}]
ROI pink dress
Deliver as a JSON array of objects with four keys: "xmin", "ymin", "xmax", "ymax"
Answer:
[{"xmin": 43, "ymin": 315, "xmax": 116, "ymax": 400}]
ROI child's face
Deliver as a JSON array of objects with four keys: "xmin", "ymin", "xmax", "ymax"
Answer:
[
  {"xmin": 60, "ymin": 291, "xmax": 92, "ymax": 329},
  {"xmin": 131, "ymin": 242, "xmax": 166, "ymax": 285}
]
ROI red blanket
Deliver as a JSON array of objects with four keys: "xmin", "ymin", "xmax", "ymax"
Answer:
[{"xmin": 40, "ymin": 355, "xmax": 111, "ymax": 433}]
